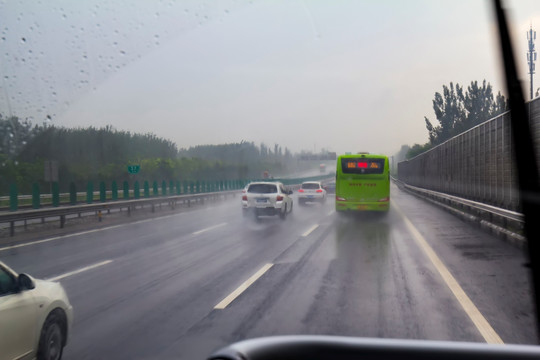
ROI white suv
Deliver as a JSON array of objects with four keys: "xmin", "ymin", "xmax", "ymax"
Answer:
[
  {"xmin": 242, "ymin": 182, "xmax": 293, "ymax": 219},
  {"xmin": 297, "ymin": 181, "xmax": 327, "ymax": 205},
  {"xmin": 0, "ymin": 261, "xmax": 73, "ymax": 360}
]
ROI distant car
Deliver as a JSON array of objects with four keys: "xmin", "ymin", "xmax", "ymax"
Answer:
[
  {"xmin": 242, "ymin": 182, "xmax": 293, "ymax": 219},
  {"xmin": 323, "ymin": 182, "xmax": 336, "ymax": 194},
  {"xmin": 0, "ymin": 261, "xmax": 73, "ymax": 360},
  {"xmin": 298, "ymin": 181, "xmax": 327, "ymax": 205}
]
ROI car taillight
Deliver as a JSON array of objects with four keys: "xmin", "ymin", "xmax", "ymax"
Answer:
[
  {"xmin": 277, "ymin": 195, "xmax": 284, "ymax": 201},
  {"xmin": 316, "ymin": 189, "xmax": 323, "ymax": 193},
  {"xmin": 336, "ymin": 196, "xmax": 346, "ymax": 201},
  {"xmin": 378, "ymin": 197, "xmax": 389, "ymax": 202},
  {"xmin": 298, "ymin": 189, "xmax": 304, "ymax": 193},
  {"xmin": 242, "ymin": 195, "xmax": 247, "ymax": 201}
]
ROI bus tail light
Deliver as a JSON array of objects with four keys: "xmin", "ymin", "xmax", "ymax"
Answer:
[
  {"xmin": 336, "ymin": 196, "xmax": 346, "ymax": 201},
  {"xmin": 242, "ymin": 195, "xmax": 247, "ymax": 201},
  {"xmin": 277, "ymin": 195, "xmax": 284, "ymax": 201},
  {"xmin": 378, "ymin": 197, "xmax": 389, "ymax": 202},
  {"xmin": 298, "ymin": 189, "xmax": 304, "ymax": 193},
  {"xmin": 316, "ymin": 189, "xmax": 323, "ymax": 193}
]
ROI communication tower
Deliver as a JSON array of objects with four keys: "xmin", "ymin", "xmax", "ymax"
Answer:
[{"xmin": 527, "ymin": 25, "xmax": 537, "ymax": 99}]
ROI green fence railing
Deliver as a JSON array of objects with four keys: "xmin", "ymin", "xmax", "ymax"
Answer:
[{"xmin": 4, "ymin": 174, "xmax": 334, "ymax": 211}]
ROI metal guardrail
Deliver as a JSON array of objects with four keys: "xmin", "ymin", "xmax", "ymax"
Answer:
[
  {"xmin": 0, "ymin": 190, "xmax": 114, "ymax": 201},
  {"xmin": 392, "ymin": 176, "xmax": 525, "ymax": 246},
  {"xmin": 0, "ymin": 190, "xmax": 127, "ymax": 211},
  {"xmin": 0, "ymin": 174, "xmax": 335, "ymax": 237},
  {"xmin": 1, "ymin": 174, "xmax": 335, "ymax": 209}
]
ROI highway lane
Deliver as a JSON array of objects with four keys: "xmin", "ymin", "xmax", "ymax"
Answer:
[{"xmin": 0, "ymin": 183, "xmax": 536, "ymax": 359}]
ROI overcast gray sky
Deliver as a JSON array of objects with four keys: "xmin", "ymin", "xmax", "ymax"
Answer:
[{"xmin": 1, "ymin": 0, "xmax": 539, "ymax": 156}]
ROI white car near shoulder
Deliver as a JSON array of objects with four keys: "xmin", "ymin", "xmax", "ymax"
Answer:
[
  {"xmin": 0, "ymin": 261, "xmax": 73, "ymax": 360},
  {"xmin": 297, "ymin": 181, "xmax": 327, "ymax": 205},
  {"xmin": 242, "ymin": 181, "xmax": 293, "ymax": 220}
]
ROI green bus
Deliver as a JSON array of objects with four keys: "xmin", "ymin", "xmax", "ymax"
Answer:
[{"xmin": 335, "ymin": 153, "xmax": 390, "ymax": 212}]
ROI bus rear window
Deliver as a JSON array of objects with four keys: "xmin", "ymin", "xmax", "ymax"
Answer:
[{"xmin": 341, "ymin": 158, "xmax": 385, "ymax": 174}]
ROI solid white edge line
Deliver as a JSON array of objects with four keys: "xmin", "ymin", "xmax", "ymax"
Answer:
[
  {"xmin": 192, "ymin": 222, "xmax": 227, "ymax": 235},
  {"xmin": 46, "ymin": 260, "xmax": 113, "ymax": 282},
  {"xmin": 392, "ymin": 202, "xmax": 504, "ymax": 344},
  {"xmin": 302, "ymin": 224, "xmax": 319, "ymax": 237},
  {"xmin": 214, "ymin": 263, "xmax": 274, "ymax": 309}
]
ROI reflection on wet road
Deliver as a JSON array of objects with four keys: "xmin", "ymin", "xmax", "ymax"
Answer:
[{"xmin": 0, "ymin": 184, "xmax": 536, "ymax": 359}]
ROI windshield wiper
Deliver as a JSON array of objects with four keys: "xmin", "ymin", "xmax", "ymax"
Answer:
[{"xmin": 493, "ymin": 0, "xmax": 540, "ymax": 340}]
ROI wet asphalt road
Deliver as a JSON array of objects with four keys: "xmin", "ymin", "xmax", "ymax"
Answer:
[{"xmin": 0, "ymin": 183, "xmax": 537, "ymax": 359}]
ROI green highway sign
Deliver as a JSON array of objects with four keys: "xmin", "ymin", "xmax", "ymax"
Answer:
[{"xmin": 127, "ymin": 165, "xmax": 140, "ymax": 174}]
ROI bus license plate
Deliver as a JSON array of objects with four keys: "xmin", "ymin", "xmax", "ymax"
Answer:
[{"xmin": 357, "ymin": 205, "xmax": 367, "ymax": 210}]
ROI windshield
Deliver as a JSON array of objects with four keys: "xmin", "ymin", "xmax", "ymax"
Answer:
[
  {"xmin": 301, "ymin": 183, "xmax": 320, "ymax": 190},
  {"xmin": 248, "ymin": 184, "xmax": 277, "ymax": 194},
  {"xmin": 1, "ymin": 1, "xmax": 539, "ymax": 359}
]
